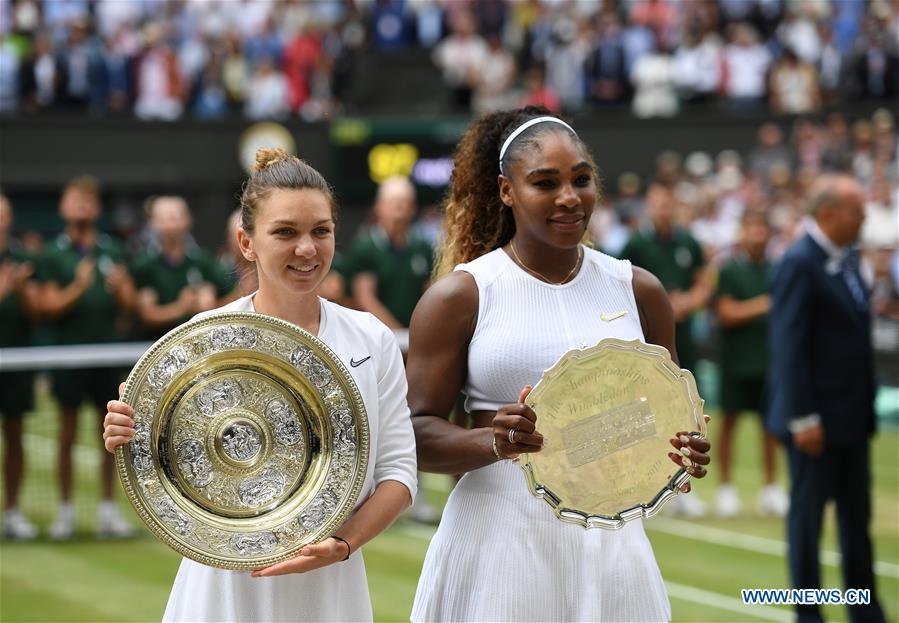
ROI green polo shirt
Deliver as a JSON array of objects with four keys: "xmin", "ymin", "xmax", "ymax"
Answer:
[
  {"xmin": 716, "ymin": 254, "xmax": 770, "ymax": 379},
  {"xmin": 346, "ymin": 226, "xmax": 433, "ymax": 327},
  {"xmin": 35, "ymin": 234, "xmax": 128, "ymax": 344},
  {"xmin": 619, "ymin": 226, "xmax": 705, "ymax": 370},
  {"xmin": 131, "ymin": 247, "xmax": 233, "ymax": 338},
  {"xmin": 0, "ymin": 245, "xmax": 34, "ymax": 348}
]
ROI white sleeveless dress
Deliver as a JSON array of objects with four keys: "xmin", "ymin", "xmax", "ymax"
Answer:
[
  {"xmin": 162, "ymin": 294, "xmax": 418, "ymax": 622},
  {"xmin": 411, "ymin": 247, "xmax": 671, "ymax": 623}
]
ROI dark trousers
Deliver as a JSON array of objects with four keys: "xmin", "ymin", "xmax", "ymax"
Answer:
[{"xmin": 787, "ymin": 443, "xmax": 886, "ymax": 623}]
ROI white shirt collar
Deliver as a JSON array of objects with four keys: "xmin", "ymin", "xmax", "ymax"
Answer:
[{"xmin": 805, "ymin": 218, "xmax": 849, "ymax": 275}]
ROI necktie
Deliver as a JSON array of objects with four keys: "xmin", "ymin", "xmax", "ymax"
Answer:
[{"xmin": 842, "ymin": 250, "xmax": 868, "ymax": 310}]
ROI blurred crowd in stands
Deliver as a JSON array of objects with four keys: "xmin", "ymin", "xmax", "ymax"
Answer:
[{"xmin": 1, "ymin": 0, "xmax": 897, "ymax": 120}]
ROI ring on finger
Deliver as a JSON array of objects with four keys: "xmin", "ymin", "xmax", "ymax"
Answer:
[{"xmin": 508, "ymin": 428, "xmax": 518, "ymax": 444}]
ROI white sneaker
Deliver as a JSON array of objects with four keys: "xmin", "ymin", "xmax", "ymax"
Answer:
[
  {"xmin": 668, "ymin": 492, "xmax": 708, "ymax": 518},
  {"xmin": 49, "ymin": 504, "xmax": 75, "ymax": 540},
  {"xmin": 758, "ymin": 484, "xmax": 789, "ymax": 517},
  {"xmin": 97, "ymin": 501, "xmax": 134, "ymax": 538},
  {"xmin": 2, "ymin": 508, "xmax": 38, "ymax": 540},
  {"xmin": 715, "ymin": 484, "xmax": 742, "ymax": 518}
]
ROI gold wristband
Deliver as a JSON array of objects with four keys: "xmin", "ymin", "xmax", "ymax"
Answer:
[{"xmin": 492, "ymin": 437, "xmax": 503, "ymax": 461}]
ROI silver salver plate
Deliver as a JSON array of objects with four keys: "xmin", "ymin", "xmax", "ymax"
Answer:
[
  {"xmin": 520, "ymin": 338, "xmax": 706, "ymax": 529},
  {"xmin": 115, "ymin": 311, "xmax": 370, "ymax": 569}
]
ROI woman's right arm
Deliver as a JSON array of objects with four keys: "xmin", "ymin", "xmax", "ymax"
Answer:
[
  {"xmin": 408, "ymin": 272, "xmax": 544, "ymax": 473},
  {"xmin": 407, "ymin": 272, "xmax": 493, "ymax": 474}
]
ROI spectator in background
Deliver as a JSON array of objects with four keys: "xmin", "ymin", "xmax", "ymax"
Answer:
[
  {"xmin": 631, "ymin": 46, "xmax": 678, "ymax": 118},
  {"xmin": 19, "ymin": 31, "xmax": 59, "ymax": 112},
  {"xmin": 844, "ymin": 16, "xmax": 899, "ymax": 100},
  {"xmin": 543, "ymin": 16, "xmax": 590, "ymax": 113},
  {"xmin": 433, "ymin": 9, "xmax": 487, "ymax": 112},
  {"xmin": 816, "ymin": 23, "xmax": 843, "ymax": 105},
  {"xmin": 59, "ymin": 18, "xmax": 103, "ymax": 109},
  {"xmin": 0, "ymin": 193, "xmax": 40, "ymax": 540},
  {"xmin": 244, "ymin": 55, "xmax": 290, "ymax": 120},
  {"xmin": 620, "ymin": 181, "xmax": 710, "ymax": 425},
  {"xmin": 714, "ymin": 210, "xmax": 788, "ymax": 518},
  {"xmin": 748, "ymin": 123, "xmax": 793, "ymax": 188},
  {"xmin": 349, "ymin": 176, "xmax": 431, "ymax": 332},
  {"xmin": 587, "ymin": 12, "xmax": 630, "ymax": 105},
  {"xmin": 472, "ymin": 33, "xmax": 516, "ymax": 114},
  {"xmin": 769, "ymin": 47, "xmax": 820, "ymax": 115},
  {"xmin": 672, "ymin": 28, "xmax": 723, "ymax": 104},
  {"xmin": 768, "ymin": 175, "xmax": 887, "ymax": 623},
  {"xmin": 369, "ymin": 0, "xmax": 412, "ymax": 51},
  {"xmin": 36, "ymin": 177, "xmax": 135, "ymax": 540},
  {"xmin": 851, "ymin": 119, "xmax": 877, "ymax": 188},
  {"xmin": 131, "ymin": 195, "xmax": 232, "ymax": 340},
  {"xmin": 347, "ymin": 175, "xmax": 436, "ymax": 523},
  {"xmin": 721, "ymin": 22, "xmax": 772, "ymax": 113},
  {"xmin": 0, "ymin": 33, "xmax": 20, "ymax": 112},
  {"xmin": 518, "ymin": 64, "xmax": 560, "ymax": 113},
  {"xmin": 821, "ymin": 112, "xmax": 853, "ymax": 171},
  {"xmin": 283, "ymin": 22, "xmax": 322, "ymax": 114},
  {"xmin": 221, "ymin": 31, "xmax": 249, "ymax": 111},
  {"xmin": 134, "ymin": 22, "xmax": 183, "ymax": 120}
]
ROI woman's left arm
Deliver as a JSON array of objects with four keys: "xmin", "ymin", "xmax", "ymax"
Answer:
[
  {"xmin": 632, "ymin": 267, "xmax": 711, "ymax": 479},
  {"xmin": 253, "ymin": 323, "xmax": 416, "ymax": 577}
]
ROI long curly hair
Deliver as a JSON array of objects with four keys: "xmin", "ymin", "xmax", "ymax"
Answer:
[{"xmin": 434, "ymin": 106, "xmax": 594, "ymax": 276}]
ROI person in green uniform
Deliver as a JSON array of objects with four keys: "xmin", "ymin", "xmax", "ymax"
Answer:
[
  {"xmin": 714, "ymin": 210, "xmax": 788, "ymax": 518},
  {"xmin": 131, "ymin": 196, "xmax": 234, "ymax": 340},
  {"xmin": 348, "ymin": 176, "xmax": 433, "ymax": 330},
  {"xmin": 348, "ymin": 175, "xmax": 436, "ymax": 523},
  {"xmin": 36, "ymin": 177, "xmax": 136, "ymax": 539},
  {"xmin": 0, "ymin": 194, "xmax": 41, "ymax": 540},
  {"xmin": 620, "ymin": 181, "xmax": 710, "ymax": 517}
]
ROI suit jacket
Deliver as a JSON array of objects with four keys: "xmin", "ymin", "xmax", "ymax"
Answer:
[{"xmin": 767, "ymin": 233, "xmax": 876, "ymax": 446}]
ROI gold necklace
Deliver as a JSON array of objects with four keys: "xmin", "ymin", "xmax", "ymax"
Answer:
[{"xmin": 509, "ymin": 241, "xmax": 582, "ymax": 285}]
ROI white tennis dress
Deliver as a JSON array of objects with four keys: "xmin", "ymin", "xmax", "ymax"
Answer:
[
  {"xmin": 162, "ymin": 294, "xmax": 417, "ymax": 623},
  {"xmin": 411, "ymin": 246, "xmax": 671, "ymax": 623}
]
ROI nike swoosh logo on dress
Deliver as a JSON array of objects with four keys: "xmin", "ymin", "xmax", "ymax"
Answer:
[
  {"xmin": 600, "ymin": 310, "xmax": 628, "ymax": 322},
  {"xmin": 350, "ymin": 356, "xmax": 371, "ymax": 367}
]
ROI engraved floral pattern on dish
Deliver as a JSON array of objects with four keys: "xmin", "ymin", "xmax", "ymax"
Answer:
[
  {"xmin": 209, "ymin": 325, "xmax": 258, "ymax": 351},
  {"xmin": 231, "ymin": 532, "xmax": 279, "ymax": 556},
  {"xmin": 155, "ymin": 497, "xmax": 194, "ymax": 537},
  {"xmin": 148, "ymin": 346, "xmax": 190, "ymax": 389},
  {"xmin": 300, "ymin": 489, "xmax": 339, "ymax": 530},
  {"xmin": 238, "ymin": 468, "xmax": 286, "ymax": 507},
  {"xmin": 176, "ymin": 439, "xmax": 214, "ymax": 488},
  {"xmin": 265, "ymin": 399, "xmax": 304, "ymax": 446},
  {"xmin": 195, "ymin": 379, "xmax": 243, "ymax": 416},
  {"xmin": 221, "ymin": 422, "xmax": 263, "ymax": 461}
]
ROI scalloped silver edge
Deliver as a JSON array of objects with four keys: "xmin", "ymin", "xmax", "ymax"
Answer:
[{"xmin": 519, "ymin": 338, "xmax": 706, "ymax": 530}]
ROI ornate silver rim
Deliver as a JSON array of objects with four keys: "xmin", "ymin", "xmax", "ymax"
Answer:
[
  {"xmin": 115, "ymin": 311, "xmax": 370, "ymax": 569},
  {"xmin": 519, "ymin": 338, "xmax": 706, "ymax": 530}
]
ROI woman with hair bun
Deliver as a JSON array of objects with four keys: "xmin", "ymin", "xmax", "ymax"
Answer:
[
  {"xmin": 407, "ymin": 107, "xmax": 711, "ymax": 622},
  {"xmin": 102, "ymin": 149, "xmax": 417, "ymax": 622}
]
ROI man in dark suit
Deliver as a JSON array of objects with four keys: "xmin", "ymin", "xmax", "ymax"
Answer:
[{"xmin": 768, "ymin": 174, "xmax": 885, "ymax": 623}]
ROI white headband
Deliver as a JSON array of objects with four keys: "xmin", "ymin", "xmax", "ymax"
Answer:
[{"xmin": 498, "ymin": 116, "xmax": 577, "ymax": 165}]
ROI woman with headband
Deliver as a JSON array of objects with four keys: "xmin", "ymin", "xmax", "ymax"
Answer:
[{"xmin": 407, "ymin": 107, "xmax": 711, "ymax": 622}]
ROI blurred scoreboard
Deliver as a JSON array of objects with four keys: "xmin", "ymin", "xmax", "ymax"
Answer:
[{"xmin": 329, "ymin": 117, "xmax": 467, "ymax": 204}]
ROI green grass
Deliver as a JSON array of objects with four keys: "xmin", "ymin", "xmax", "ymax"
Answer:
[{"xmin": 1, "ymin": 386, "xmax": 897, "ymax": 622}]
